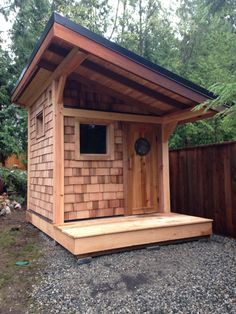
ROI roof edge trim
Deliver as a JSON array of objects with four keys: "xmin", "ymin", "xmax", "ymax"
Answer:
[{"xmin": 11, "ymin": 13, "xmax": 56, "ymax": 99}]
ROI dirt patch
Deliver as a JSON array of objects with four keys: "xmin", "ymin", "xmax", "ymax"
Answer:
[{"xmin": 0, "ymin": 210, "xmax": 44, "ymax": 314}]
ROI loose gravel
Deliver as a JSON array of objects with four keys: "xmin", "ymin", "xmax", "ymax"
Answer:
[{"xmin": 28, "ymin": 234, "xmax": 236, "ymax": 314}]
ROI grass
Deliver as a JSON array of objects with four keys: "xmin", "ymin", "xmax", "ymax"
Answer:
[
  {"xmin": 0, "ymin": 273, "xmax": 11, "ymax": 289},
  {"xmin": 16, "ymin": 240, "xmax": 41, "ymax": 260},
  {"xmin": 0, "ymin": 227, "xmax": 41, "ymax": 285},
  {"xmin": 0, "ymin": 229, "xmax": 18, "ymax": 248},
  {"xmin": 0, "ymin": 211, "xmax": 44, "ymax": 312}
]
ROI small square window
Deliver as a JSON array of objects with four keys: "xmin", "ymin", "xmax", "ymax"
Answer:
[
  {"xmin": 80, "ymin": 124, "xmax": 107, "ymax": 154},
  {"xmin": 75, "ymin": 119, "xmax": 114, "ymax": 160},
  {"xmin": 36, "ymin": 110, "xmax": 44, "ymax": 138}
]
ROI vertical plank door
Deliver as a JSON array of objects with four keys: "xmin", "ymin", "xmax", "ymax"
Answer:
[{"xmin": 124, "ymin": 123, "xmax": 158, "ymax": 215}]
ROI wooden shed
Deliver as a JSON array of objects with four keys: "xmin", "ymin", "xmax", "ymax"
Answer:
[{"xmin": 12, "ymin": 13, "xmax": 217, "ymax": 256}]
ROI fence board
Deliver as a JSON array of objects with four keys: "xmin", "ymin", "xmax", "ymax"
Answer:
[{"xmin": 170, "ymin": 141, "xmax": 236, "ymax": 237}]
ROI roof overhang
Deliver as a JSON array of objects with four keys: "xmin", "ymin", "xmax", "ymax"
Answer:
[{"xmin": 11, "ymin": 12, "xmax": 221, "ymax": 123}]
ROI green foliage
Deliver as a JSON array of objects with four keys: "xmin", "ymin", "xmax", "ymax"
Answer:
[
  {"xmin": 0, "ymin": 19, "xmax": 27, "ymax": 163},
  {"xmin": 1, "ymin": 0, "xmax": 51, "ymax": 76},
  {"xmin": 0, "ymin": 43, "xmax": 13, "ymax": 105},
  {"xmin": 0, "ymin": 229, "xmax": 18, "ymax": 249},
  {"xmin": 56, "ymin": 0, "xmax": 112, "ymax": 35},
  {"xmin": 114, "ymin": 0, "xmax": 179, "ymax": 69},
  {"xmin": 0, "ymin": 167, "xmax": 27, "ymax": 204},
  {"xmin": 176, "ymin": 0, "xmax": 236, "ymax": 87},
  {"xmin": 200, "ymin": 82, "xmax": 236, "ymax": 133},
  {"xmin": 0, "ymin": 0, "xmax": 235, "ymax": 155},
  {"xmin": 169, "ymin": 116, "xmax": 236, "ymax": 149},
  {"xmin": 0, "ymin": 104, "xmax": 27, "ymax": 163},
  {"xmin": 170, "ymin": 0, "xmax": 236, "ymax": 147}
]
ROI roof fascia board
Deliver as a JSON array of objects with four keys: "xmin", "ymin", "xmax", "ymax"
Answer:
[{"xmin": 11, "ymin": 14, "xmax": 56, "ymax": 103}]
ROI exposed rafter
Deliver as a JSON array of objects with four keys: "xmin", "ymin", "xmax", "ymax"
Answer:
[
  {"xmin": 38, "ymin": 59, "xmax": 58, "ymax": 71},
  {"xmin": 26, "ymin": 47, "xmax": 88, "ymax": 106},
  {"xmin": 37, "ymin": 57, "xmax": 190, "ymax": 114},
  {"xmin": 70, "ymin": 72, "xmax": 166, "ymax": 116},
  {"xmin": 47, "ymin": 43, "xmax": 70, "ymax": 57},
  {"xmin": 162, "ymin": 107, "xmax": 215, "ymax": 124},
  {"xmin": 82, "ymin": 60, "xmax": 191, "ymax": 110}
]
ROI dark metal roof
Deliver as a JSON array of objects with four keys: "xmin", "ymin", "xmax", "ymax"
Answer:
[{"xmin": 12, "ymin": 12, "xmax": 216, "ymax": 100}]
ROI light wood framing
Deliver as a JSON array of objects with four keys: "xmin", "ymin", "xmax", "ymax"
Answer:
[
  {"xmin": 62, "ymin": 107, "xmax": 214, "ymax": 125},
  {"xmin": 52, "ymin": 78, "xmax": 65, "ymax": 224},
  {"xmin": 25, "ymin": 48, "xmax": 87, "ymax": 107},
  {"xmin": 27, "ymin": 210, "xmax": 212, "ymax": 256},
  {"xmin": 12, "ymin": 27, "xmax": 55, "ymax": 103},
  {"xmin": 157, "ymin": 122, "xmax": 177, "ymax": 213},
  {"xmin": 62, "ymin": 108, "xmax": 163, "ymax": 124},
  {"xmin": 162, "ymin": 108, "xmax": 215, "ymax": 124},
  {"xmin": 27, "ymin": 109, "xmax": 31, "ymax": 210}
]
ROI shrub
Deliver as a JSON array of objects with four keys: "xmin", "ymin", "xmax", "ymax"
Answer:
[{"xmin": 0, "ymin": 167, "xmax": 27, "ymax": 205}]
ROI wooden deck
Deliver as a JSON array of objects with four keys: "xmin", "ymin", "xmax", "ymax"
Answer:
[{"xmin": 27, "ymin": 211, "xmax": 213, "ymax": 256}]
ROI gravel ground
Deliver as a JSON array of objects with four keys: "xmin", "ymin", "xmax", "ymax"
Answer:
[{"xmin": 27, "ymin": 234, "xmax": 236, "ymax": 314}]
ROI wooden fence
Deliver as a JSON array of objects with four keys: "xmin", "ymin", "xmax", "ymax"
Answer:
[{"xmin": 169, "ymin": 141, "xmax": 236, "ymax": 237}]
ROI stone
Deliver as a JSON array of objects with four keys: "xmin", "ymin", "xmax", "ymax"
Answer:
[
  {"xmin": 0, "ymin": 207, "xmax": 6, "ymax": 216},
  {"xmin": 5, "ymin": 206, "xmax": 11, "ymax": 215},
  {"xmin": 14, "ymin": 203, "xmax": 22, "ymax": 210}
]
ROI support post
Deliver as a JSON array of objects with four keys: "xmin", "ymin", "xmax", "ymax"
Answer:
[
  {"xmin": 157, "ymin": 122, "xmax": 177, "ymax": 213},
  {"xmin": 27, "ymin": 107, "xmax": 32, "ymax": 210},
  {"xmin": 52, "ymin": 76, "xmax": 66, "ymax": 224}
]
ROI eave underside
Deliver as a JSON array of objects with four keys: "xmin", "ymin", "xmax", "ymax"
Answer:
[{"xmin": 13, "ymin": 27, "xmax": 216, "ymax": 123}]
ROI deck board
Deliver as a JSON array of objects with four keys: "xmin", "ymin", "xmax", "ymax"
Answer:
[
  {"xmin": 56, "ymin": 213, "xmax": 212, "ymax": 238},
  {"xmin": 27, "ymin": 211, "xmax": 213, "ymax": 256}
]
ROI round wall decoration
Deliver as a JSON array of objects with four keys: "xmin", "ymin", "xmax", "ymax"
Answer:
[{"xmin": 134, "ymin": 138, "xmax": 151, "ymax": 156}]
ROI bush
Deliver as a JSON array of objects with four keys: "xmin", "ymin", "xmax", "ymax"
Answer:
[{"xmin": 0, "ymin": 167, "xmax": 27, "ymax": 205}]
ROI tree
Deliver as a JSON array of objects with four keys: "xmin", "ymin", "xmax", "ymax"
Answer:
[
  {"xmin": 0, "ymin": 39, "xmax": 12, "ymax": 106},
  {"xmin": 115, "ymin": 0, "xmax": 179, "ymax": 69},
  {"xmin": 53, "ymin": 0, "xmax": 112, "ymax": 35},
  {"xmin": 169, "ymin": 0, "xmax": 236, "ymax": 149},
  {"xmin": 197, "ymin": 1, "xmax": 236, "ymax": 133},
  {"xmin": 1, "ymin": 0, "xmax": 50, "ymax": 77},
  {"xmin": 0, "ymin": 39, "xmax": 27, "ymax": 164},
  {"xmin": 0, "ymin": 0, "xmax": 58, "ymax": 164}
]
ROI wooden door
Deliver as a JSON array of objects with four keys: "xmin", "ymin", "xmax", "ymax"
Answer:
[{"xmin": 124, "ymin": 123, "xmax": 158, "ymax": 215}]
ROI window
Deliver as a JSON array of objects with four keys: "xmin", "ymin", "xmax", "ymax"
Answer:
[
  {"xmin": 75, "ymin": 119, "xmax": 114, "ymax": 160},
  {"xmin": 36, "ymin": 109, "xmax": 45, "ymax": 138},
  {"xmin": 80, "ymin": 124, "xmax": 107, "ymax": 154}
]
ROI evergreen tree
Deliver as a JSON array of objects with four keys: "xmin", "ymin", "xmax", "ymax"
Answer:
[
  {"xmin": 0, "ymin": 38, "xmax": 27, "ymax": 163},
  {"xmin": 170, "ymin": 0, "xmax": 236, "ymax": 149}
]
